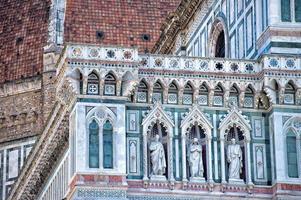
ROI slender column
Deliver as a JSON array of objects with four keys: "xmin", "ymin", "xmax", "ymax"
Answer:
[
  {"xmin": 99, "ymin": 79, "xmax": 104, "ymax": 95},
  {"xmin": 181, "ymin": 135, "xmax": 187, "ymax": 182},
  {"xmin": 246, "ymin": 140, "xmax": 253, "ymax": 185},
  {"xmin": 208, "ymin": 90, "xmax": 214, "ymax": 107},
  {"xmin": 83, "ymin": 76, "xmax": 88, "ymax": 95},
  {"xmin": 239, "ymin": 91, "xmax": 245, "ymax": 108},
  {"xmin": 169, "ymin": 134, "xmax": 175, "ymax": 181},
  {"xmin": 296, "ymin": 135, "xmax": 301, "ymax": 178},
  {"xmin": 220, "ymin": 137, "xmax": 226, "ymax": 183},
  {"xmin": 143, "ymin": 132, "xmax": 148, "ymax": 181},
  {"xmin": 178, "ymin": 88, "xmax": 184, "ymax": 105},
  {"xmin": 148, "ymin": 87, "xmax": 153, "ymax": 103},
  {"xmin": 163, "ymin": 87, "xmax": 169, "ymax": 104},
  {"xmin": 193, "ymin": 88, "xmax": 199, "ymax": 104},
  {"xmin": 116, "ymin": 79, "xmax": 122, "ymax": 96},
  {"xmin": 207, "ymin": 137, "xmax": 213, "ymax": 182}
]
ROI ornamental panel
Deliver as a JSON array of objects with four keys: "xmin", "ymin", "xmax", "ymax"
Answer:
[
  {"xmin": 168, "ymin": 93, "xmax": 177, "ymax": 104},
  {"xmin": 252, "ymin": 117, "xmax": 265, "ymax": 139},
  {"xmin": 127, "ymin": 138, "xmax": 140, "ymax": 175},
  {"xmin": 137, "ymin": 92, "xmax": 147, "ymax": 103},
  {"xmin": 87, "ymin": 83, "xmax": 99, "ymax": 95},
  {"xmin": 244, "ymin": 96, "xmax": 253, "ymax": 108},
  {"xmin": 198, "ymin": 95, "xmax": 208, "ymax": 105},
  {"xmin": 213, "ymin": 96, "xmax": 223, "ymax": 106},
  {"xmin": 253, "ymin": 144, "xmax": 267, "ymax": 182},
  {"xmin": 284, "ymin": 94, "xmax": 294, "ymax": 104},
  {"xmin": 104, "ymin": 85, "xmax": 115, "ymax": 95},
  {"xmin": 127, "ymin": 111, "xmax": 140, "ymax": 133},
  {"xmin": 152, "ymin": 93, "xmax": 162, "ymax": 103},
  {"xmin": 183, "ymin": 94, "xmax": 192, "ymax": 105}
]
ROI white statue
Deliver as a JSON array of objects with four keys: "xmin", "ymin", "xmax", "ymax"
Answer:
[
  {"xmin": 149, "ymin": 134, "xmax": 166, "ymax": 176},
  {"xmin": 189, "ymin": 138, "xmax": 204, "ymax": 178},
  {"xmin": 227, "ymin": 138, "xmax": 243, "ymax": 180}
]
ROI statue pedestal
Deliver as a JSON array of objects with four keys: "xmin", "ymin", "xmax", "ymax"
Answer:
[
  {"xmin": 228, "ymin": 178, "xmax": 244, "ymax": 185},
  {"xmin": 150, "ymin": 175, "xmax": 167, "ymax": 181},
  {"xmin": 190, "ymin": 177, "xmax": 206, "ymax": 183}
]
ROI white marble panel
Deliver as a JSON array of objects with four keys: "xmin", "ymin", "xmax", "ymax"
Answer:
[{"xmin": 7, "ymin": 149, "xmax": 19, "ymax": 180}]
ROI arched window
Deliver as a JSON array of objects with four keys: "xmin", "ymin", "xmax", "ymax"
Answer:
[
  {"xmin": 137, "ymin": 81, "xmax": 148, "ymax": 103},
  {"xmin": 213, "ymin": 84, "xmax": 224, "ymax": 106},
  {"xmin": 103, "ymin": 120, "xmax": 113, "ymax": 169},
  {"xmin": 287, "ymin": 131, "xmax": 298, "ymax": 178},
  {"xmin": 244, "ymin": 86, "xmax": 254, "ymax": 108},
  {"xmin": 229, "ymin": 85, "xmax": 239, "ymax": 106},
  {"xmin": 284, "ymin": 82, "xmax": 295, "ymax": 105},
  {"xmin": 104, "ymin": 73, "xmax": 116, "ymax": 96},
  {"xmin": 87, "ymin": 73, "xmax": 99, "ymax": 95},
  {"xmin": 168, "ymin": 82, "xmax": 178, "ymax": 104},
  {"xmin": 198, "ymin": 83, "xmax": 209, "ymax": 105},
  {"xmin": 89, "ymin": 120, "xmax": 99, "ymax": 168},
  {"xmin": 271, "ymin": 80, "xmax": 279, "ymax": 104},
  {"xmin": 215, "ymin": 31, "xmax": 225, "ymax": 58},
  {"xmin": 152, "ymin": 81, "xmax": 163, "ymax": 103},
  {"xmin": 183, "ymin": 83, "xmax": 193, "ymax": 105}
]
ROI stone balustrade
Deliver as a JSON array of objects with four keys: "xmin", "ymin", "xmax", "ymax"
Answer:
[{"xmin": 65, "ymin": 44, "xmax": 301, "ymax": 74}]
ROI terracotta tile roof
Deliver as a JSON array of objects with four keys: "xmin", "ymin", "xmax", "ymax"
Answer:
[
  {"xmin": 0, "ymin": 0, "xmax": 180, "ymax": 83},
  {"xmin": 0, "ymin": 0, "xmax": 50, "ymax": 83},
  {"xmin": 64, "ymin": 0, "xmax": 181, "ymax": 52}
]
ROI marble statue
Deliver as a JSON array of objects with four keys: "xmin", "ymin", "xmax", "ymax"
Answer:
[
  {"xmin": 149, "ymin": 134, "xmax": 166, "ymax": 176},
  {"xmin": 227, "ymin": 138, "xmax": 243, "ymax": 179},
  {"xmin": 189, "ymin": 138, "xmax": 204, "ymax": 178}
]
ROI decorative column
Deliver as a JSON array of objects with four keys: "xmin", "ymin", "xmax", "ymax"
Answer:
[
  {"xmin": 220, "ymin": 137, "xmax": 226, "ymax": 184},
  {"xmin": 296, "ymin": 135, "xmax": 301, "ymax": 178},
  {"xmin": 193, "ymin": 88, "xmax": 199, "ymax": 104},
  {"xmin": 99, "ymin": 79, "xmax": 104, "ymax": 95},
  {"xmin": 143, "ymin": 130, "xmax": 149, "ymax": 182},
  {"xmin": 83, "ymin": 76, "xmax": 88, "ymax": 95},
  {"xmin": 239, "ymin": 91, "xmax": 245, "ymax": 108},
  {"xmin": 116, "ymin": 79, "xmax": 122, "ymax": 96},
  {"xmin": 181, "ymin": 135, "xmax": 188, "ymax": 182},
  {"xmin": 279, "ymin": 87, "xmax": 285, "ymax": 104},
  {"xmin": 169, "ymin": 134, "xmax": 175, "ymax": 182},
  {"xmin": 178, "ymin": 88, "xmax": 184, "ymax": 105},
  {"xmin": 148, "ymin": 87, "xmax": 153, "ymax": 103},
  {"xmin": 163, "ymin": 87, "xmax": 169, "ymax": 104},
  {"xmin": 207, "ymin": 137, "xmax": 213, "ymax": 183},
  {"xmin": 208, "ymin": 90, "xmax": 214, "ymax": 107},
  {"xmin": 224, "ymin": 90, "xmax": 230, "ymax": 106},
  {"xmin": 246, "ymin": 139, "xmax": 253, "ymax": 185}
]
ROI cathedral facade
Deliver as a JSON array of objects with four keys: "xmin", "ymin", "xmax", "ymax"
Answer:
[{"xmin": 1, "ymin": 0, "xmax": 301, "ymax": 200}]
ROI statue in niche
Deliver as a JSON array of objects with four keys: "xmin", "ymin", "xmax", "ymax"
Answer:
[
  {"xmin": 227, "ymin": 138, "xmax": 243, "ymax": 180},
  {"xmin": 189, "ymin": 138, "xmax": 204, "ymax": 178},
  {"xmin": 149, "ymin": 134, "xmax": 166, "ymax": 176}
]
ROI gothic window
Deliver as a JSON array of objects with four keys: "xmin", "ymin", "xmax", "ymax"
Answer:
[
  {"xmin": 137, "ymin": 80, "xmax": 148, "ymax": 103},
  {"xmin": 104, "ymin": 73, "xmax": 116, "ymax": 96},
  {"xmin": 152, "ymin": 81, "xmax": 163, "ymax": 103},
  {"xmin": 87, "ymin": 73, "xmax": 99, "ymax": 95},
  {"xmin": 244, "ymin": 86, "xmax": 254, "ymax": 108},
  {"xmin": 281, "ymin": 0, "xmax": 301, "ymax": 22},
  {"xmin": 229, "ymin": 85, "xmax": 239, "ymax": 106},
  {"xmin": 215, "ymin": 31, "xmax": 225, "ymax": 58},
  {"xmin": 89, "ymin": 120, "xmax": 99, "ymax": 168},
  {"xmin": 213, "ymin": 84, "xmax": 224, "ymax": 106},
  {"xmin": 103, "ymin": 120, "xmax": 113, "ymax": 169},
  {"xmin": 168, "ymin": 82, "xmax": 178, "ymax": 104},
  {"xmin": 198, "ymin": 83, "xmax": 208, "ymax": 105},
  {"xmin": 183, "ymin": 83, "xmax": 193, "ymax": 105},
  {"xmin": 284, "ymin": 82, "xmax": 295, "ymax": 105},
  {"xmin": 287, "ymin": 131, "xmax": 298, "ymax": 178}
]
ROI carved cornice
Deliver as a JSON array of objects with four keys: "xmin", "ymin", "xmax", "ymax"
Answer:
[{"xmin": 152, "ymin": 0, "xmax": 203, "ymax": 54}]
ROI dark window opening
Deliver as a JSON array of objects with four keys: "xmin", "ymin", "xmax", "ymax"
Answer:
[{"xmin": 215, "ymin": 31, "xmax": 225, "ymax": 58}]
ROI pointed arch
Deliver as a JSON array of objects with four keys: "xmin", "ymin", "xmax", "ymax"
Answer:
[
  {"xmin": 284, "ymin": 81, "xmax": 296, "ymax": 105},
  {"xmin": 183, "ymin": 81, "xmax": 194, "ymax": 105},
  {"xmin": 229, "ymin": 84, "xmax": 240, "ymax": 106},
  {"xmin": 168, "ymin": 81, "xmax": 179, "ymax": 104},
  {"xmin": 104, "ymin": 72, "xmax": 117, "ymax": 96},
  {"xmin": 208, "ymin": 15, "xmax": 229, "ymax": 58},
  {"xmin": 213, "ymin": 83, "xmax": 224, "ymax": 106},
  {"xmin": 152, "ymin": 80, "xmax": 164, "ymax": 103},
  {"xmin": 137, "ymin": 79, "xmax": 149, "ymax": 103},
  {"xmin": 244, "ymin": 84, "xmax": 255, "ymax": 108},
  {"xmin": 87, "ymin": 72, "xmax": 100, "ymax": 95},
  {"xmin": 198, "ymin": 82, "xmax": 209, "ymax": 105}
]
